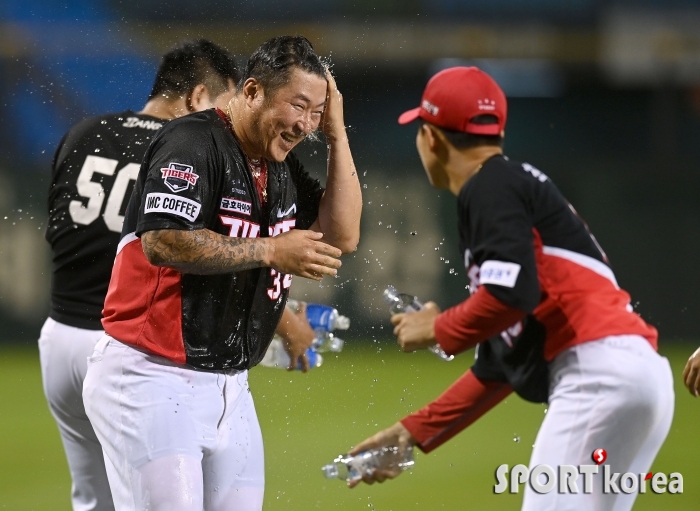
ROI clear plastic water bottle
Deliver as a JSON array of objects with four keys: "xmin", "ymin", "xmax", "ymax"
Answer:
[
  {"xmin": 287, "ymin": 299, "xmax": 348, "ymax": 352},
  {"xmin": 322, "ymin": 446, "xmax": 415, "ymax": 483},
  {"xmin": 313, "ymin": 331, "xmax": 344, "ymax": 353},
  {"xmin": 382, "ymin": 285, "xmax": 454, "ymax": 362},
  {"xmin": 259, "ymin": 338, "xmax": 323, "ymax": 370}
]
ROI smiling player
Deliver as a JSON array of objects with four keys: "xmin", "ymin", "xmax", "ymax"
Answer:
[{"xmin": 83, "ymin": 36, "xmax": 361, "ymax": 511}]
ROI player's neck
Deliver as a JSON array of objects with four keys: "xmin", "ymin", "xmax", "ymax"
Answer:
[
  {"xmin": 226, "ymin": 96, "xmax": 264, "ymax": 161},
  {"xmin": 139, "ymin": 97, "xmax": 190, "ymax": 120},
  {"xmin": 447, "ymin": 146, "xmax": 503, "ymax": 195}
]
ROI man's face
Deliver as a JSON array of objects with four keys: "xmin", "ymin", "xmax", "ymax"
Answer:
[{"xmin": 253, "ymin": 68, "xmax": 327, "ymax": 162}]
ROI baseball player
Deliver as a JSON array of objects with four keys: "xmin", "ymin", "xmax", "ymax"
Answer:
[
  {"xmin": 40, "ymin": 40, "xmax": 316, "ymax": 511},
  {"xmin": 83, "ymin": 35, "xmax": 361, "ymax": 511},
  {"xmin": 347, "ymin": 67, "xmax": 673, "ymax": 511}
]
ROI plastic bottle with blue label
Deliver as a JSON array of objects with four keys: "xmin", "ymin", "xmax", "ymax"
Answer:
[
  {"xmin": 259, "ymin": 338, "xmax": 322, "ymax": 370},
  {"xmin": 322, "ymin": 446, "xmax": 415, "ymax": 483},
  {"xmin": 382, "ymin": 285, "xmax": 454, "ymax": 362},
  {"xmin": 259, "ymin": 300, "xmax": 350, "ymax": 370}
]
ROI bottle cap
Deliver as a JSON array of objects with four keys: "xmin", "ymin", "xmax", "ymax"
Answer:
[
  {"xmin": 322, "ymin": 464, "xmax": 339, "ymax": 479},
  {"xmin": 335, "ymin": 315, "xmax": 350, "ymax": 330}
]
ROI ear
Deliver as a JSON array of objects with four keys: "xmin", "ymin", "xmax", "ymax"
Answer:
[
  {"xmin": 423, "ymin": 124, "xmax": 447, "ymax": 154},
  {"xmin": 187, "ymin": 84, "xmax": 213, "ymax": 112},
  {"xmin": 241, "ymin": 78, "xmax": 263, "ymax": 107}
]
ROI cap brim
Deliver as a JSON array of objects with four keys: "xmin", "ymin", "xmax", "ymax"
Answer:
[{"xmin": 398, "ymin": 107, "xmax": 421, "ymax": 125}]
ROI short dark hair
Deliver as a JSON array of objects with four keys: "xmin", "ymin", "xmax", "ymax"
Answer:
[
  {"xmin": 148, "ymin": 39, "xmax": 240, "ymax": 101},
  {"xmin": 425, "ymin": 115, "xmax": 504, "ymax": 149},
  {"xmin": 241, "ymin": 36, "xmax": 327, "ymax": 98}
]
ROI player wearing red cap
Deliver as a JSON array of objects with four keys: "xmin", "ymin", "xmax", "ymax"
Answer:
[{"xmin": 348, "ymin": 67, "xmax": 673, "ymax": 511}]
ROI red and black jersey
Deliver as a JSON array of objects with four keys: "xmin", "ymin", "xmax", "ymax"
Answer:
[
  {"xmin": 47, "ymin": 111, "xmax": 166, "ymax": 330},
  {"xmin": 402, "ymin": 154, "xmax": 658, "ymax": 451},
  {"xmin": 438, "ymin": 154, "xmax": 657, "ymax": 402},
  {"xmin": 102, "ymin": 109, "xmax": 323, "ymax": 371}
]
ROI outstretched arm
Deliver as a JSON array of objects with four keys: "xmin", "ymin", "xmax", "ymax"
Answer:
[
  {"xmin": 141, "ymin": 227, "xmax": 341, "ymax": 279},
  {"xmin": 347, "ymin": 370, "xmax": 512, "ymax": 488},
  {"xmin": 310, "ymin": 71, "xmax": 362, "ymax": 254}
]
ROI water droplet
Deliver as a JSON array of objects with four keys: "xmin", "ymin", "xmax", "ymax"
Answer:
[
  {"xmin": 362, "ymin": 184, "xmax": 367, "ymax": 189},
  {"xmin": 94, "ymin": 149, "xmax": 100, "ymax": 153},
  {"xmin": 514, "ymin": 436, "xmax": 521, "ymax": 443},
  {"xmin": 449, "ymin": 268, "xmax": 455, "ymax": 274},
  {"xmin": 410, "ymin": 231, "xmax": 417, "ymax": 235}
]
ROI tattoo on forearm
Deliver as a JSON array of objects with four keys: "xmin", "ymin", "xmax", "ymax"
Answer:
[{"xmin": 141, "ymin": 229, "xmax": 269, "ymax": 274}]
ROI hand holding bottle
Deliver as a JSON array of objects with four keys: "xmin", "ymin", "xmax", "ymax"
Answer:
[{"xmin": 383, "ymin": 286, "xmax": 453, "ymax": 361}]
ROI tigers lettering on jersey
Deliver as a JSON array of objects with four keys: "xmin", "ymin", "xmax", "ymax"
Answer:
[
  {"xmin": 220, "ymin": 197, "xmax": 251, "ymax": 216},
  {"xmin": 161, "ymin": 163, "xmax": 200, "ymax": 193},
  {"xmin": 270, "ymin": 219, "xmax": 296, "ymax": 236},
  {"xmin": 145, "ymin": 193, "xmax": 201, "ymax": 222},
  {"xmin": 219, "ymin": 216, "xmax": 261, "ymax": 238}
]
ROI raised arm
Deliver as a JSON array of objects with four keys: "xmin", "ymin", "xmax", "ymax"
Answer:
[
  {"xmin": 141, "ymin": 227, "xmax": 342, "ymax": 280},
  {"xmin": 311, "ymin": 71, "xmax": 362, "ymax": 254}
]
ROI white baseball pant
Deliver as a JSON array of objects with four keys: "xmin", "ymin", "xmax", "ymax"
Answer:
[
  {"xmin": 83, "ymin": 336, "xmax": 265, "ymax": 511},
  {"xmin": 38, "ymin": 317, "xmax": 115, "ymax": 511},
  {"xmin": 522, "ymin": 335, "xmax": 674, "ymax": 511}
]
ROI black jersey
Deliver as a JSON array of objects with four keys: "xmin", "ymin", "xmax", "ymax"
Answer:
[
  {"xmin": 458, "ymin": 155, "xmax": 657, "ymax": 403},
  {"xmin": 47, "ymin": 111, "xmax": 167, "ymax": 329},
  {"xmin": 102, "ymin": 109, "xmax": 324, "ymax": 371}
]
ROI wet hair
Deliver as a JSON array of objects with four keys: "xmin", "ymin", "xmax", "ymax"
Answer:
[
  {"xmin": 241, "ymin": 35, "xmax": 327, "ymax": 98},
  {"xmin": 424, "ymin": 115, "xmax": 504, "ymax": 149},
  {"xmin": 148, "ymin": 39, "xmax": 240, "ymax": 101}
]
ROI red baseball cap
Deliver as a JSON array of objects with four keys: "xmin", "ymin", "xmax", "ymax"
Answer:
[{"xmin": 398, "ymin": 66, "xmax": 507, "ymax": 135}]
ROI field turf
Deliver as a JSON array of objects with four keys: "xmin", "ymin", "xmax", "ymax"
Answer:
[{"xmin": 0, "ymin": 342, "xmax": 698, "ymax": 510}]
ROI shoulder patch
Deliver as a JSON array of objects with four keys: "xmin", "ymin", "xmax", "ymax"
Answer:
[
  {"xmin": 145, "ymin": 193, "xmax": 201, "ymax": 222},
  {"xmin": 160, "ymin": 163, "xmax": 200, "ymax": 193},
  {"xmin": 479, "ymin": 260, "xmax": 521, "ymax": 288}
]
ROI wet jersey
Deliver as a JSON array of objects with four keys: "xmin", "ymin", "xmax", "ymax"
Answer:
[
  {"xmin": 102, "ymin": 109, "xmax": 323, "ymax": 371},
  {"xmin": 47, "ymin": 111, "xmax": 167, "ymax": 330},
  {"xmin": 458, "ymin": 155, "xmax": 657, "ymax": 402}
]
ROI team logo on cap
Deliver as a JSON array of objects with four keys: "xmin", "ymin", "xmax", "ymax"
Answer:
[
  {"xmin": 478, "ymin": 99, "xmax": 497, "ymax": 111},
  {"xmin": 422, "ymin": 100, "xmax": 439, "ymax": 116},
  {"xmin": 161, "ymin": 162, "xmax": 200, "ymax": 193}
]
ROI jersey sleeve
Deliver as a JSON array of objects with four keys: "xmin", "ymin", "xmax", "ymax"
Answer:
[
  {"xmin": 462, "ymin": 166, "xmax": 540, "ymax": 312},
  {"xmin": 401, "ymin": 370, "xmax": 512, "ymax": 453},
  {"xmin": 135, "ymin": 119, "xmax": 220, "ymax": 235},
  {"xmin": 287, "ymin": 151, "xmax": 324, "ymax": 230}
]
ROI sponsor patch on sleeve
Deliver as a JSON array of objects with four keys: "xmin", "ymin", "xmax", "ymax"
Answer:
[
  {"xmin": 144, "ymin": 193, "xmax": 201, "ymax": 222},
  {"xmin": 479, "ymin": 260, "xmax": 521, "ymax": 288},
  {"xmin": 220, "ymin": 197, "xmax": 251, "ymax": 216}
]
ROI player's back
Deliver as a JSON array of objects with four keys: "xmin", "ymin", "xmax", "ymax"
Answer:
[{"xmin": 47, "ymin": 111, "xmax": 166, "ymax": 329}]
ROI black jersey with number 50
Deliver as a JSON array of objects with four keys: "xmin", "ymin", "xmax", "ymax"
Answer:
[{"xmin": 47, "ymin": 111, "xmax": 167, "ymax": 330}]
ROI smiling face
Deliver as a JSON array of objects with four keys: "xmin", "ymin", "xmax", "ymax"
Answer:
[{"xmin": 251, "ymin": 67, "xmax": 327, "ymax": 162}]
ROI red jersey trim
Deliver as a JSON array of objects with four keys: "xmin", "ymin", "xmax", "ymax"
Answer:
[
  {"xmin": 531, "ymin": 229, "xmax": 658, "ymax": 359},
  {"xmin": 102, "ymin": 236, "xmax": 186, "ymax": 364},
  {"xmin": 401, "ymin": 370, "xmax": 512, "ymax": 453},
  {"xmin": 434, "ymin": 286, "xmax": 526, "ymax": 356}
]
